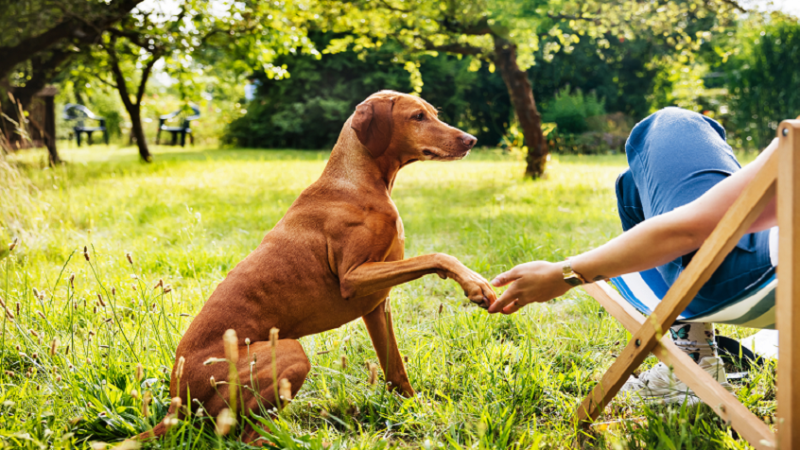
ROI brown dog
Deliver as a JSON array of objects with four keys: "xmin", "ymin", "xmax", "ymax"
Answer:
[{"xmin": 144, "ymin": 91, "xmax": 497, "ymax": 441}]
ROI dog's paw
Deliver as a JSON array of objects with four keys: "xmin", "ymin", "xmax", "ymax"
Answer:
[{"xmin": 456, "ymin": 270, "xmax": 497, "ymax": 309}]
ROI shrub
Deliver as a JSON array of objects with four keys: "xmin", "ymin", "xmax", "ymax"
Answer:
[
  {"xmin": 224, "ymin": 34, "xmax": 513, "ymax": 150},
  {"xmin": 721, "ymin": 14, "xmax": 800, "ymax": 149},
  {"xmin": 542, "ymin": 86, "xmax": 606, "ymax": 135}
]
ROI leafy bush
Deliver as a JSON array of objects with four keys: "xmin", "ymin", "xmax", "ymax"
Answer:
[
  {"xmin": 542, "ymin": 86, "xmax": 606, "ymax": 135},
  {"xmin": 537, "ymin": 87, "xmax": 631, "ymax": 155},
  {"xmin": 224, "ymin": 34, "xmax": 513, "ymax": 149},
  {"xmin": 722, "ymin": 14, "xmax": 800, "ymax": 149}
]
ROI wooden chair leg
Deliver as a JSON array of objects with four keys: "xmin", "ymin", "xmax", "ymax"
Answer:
[
  {"xmin": 576, "ymin": 148, "xmax": 779, "ymax": 425},
  {"xmin": 584, "ymin": 282, "xmax": 775, "ymax": 448},
  {"xmin": 776, "ymin": 119, "xmax": 800, "ymax": 450}
]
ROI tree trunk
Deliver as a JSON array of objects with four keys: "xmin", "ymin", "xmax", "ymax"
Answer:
[
  {"xmin": 127, "ymin": 107, "xmax": 151, "ymax": 162},
  {"xmin": 107, "ymin": 40, "xmax": 152, "ymax": 163},
  {"xmin": 43, "ymin": 95, "xmax": 60, "ymax": 166},
  {"xmin": 492, "ymin": 36, "xmax": 548, "ymax": 178}
]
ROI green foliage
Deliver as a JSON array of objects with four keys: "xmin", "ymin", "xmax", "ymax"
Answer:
[
  {"xmin": 224, "ymin": 37, "xmax": 411, "ymax": 149},
  {"xmin": 0, "ymin": 146, "xmax": 773, "ymax": 448},
  {"xmin": 721, "ymin": 14, "xmax": 800, "ymax": 149},
  {"xmin": 224, "ymin": 35, "xmax": 514, "ymax": 149},
  {"xmin": 542, "ymin": 87, "xmax": 606, "ymax": 135},
  {"xmin": 528, "ymin": 31, "xmax": 659, "ymax": 121}
]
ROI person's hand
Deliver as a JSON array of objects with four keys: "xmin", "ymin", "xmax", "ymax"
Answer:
[{"xmin": 487, "ymin": 261, "xmax": 571, "ymax": 314}]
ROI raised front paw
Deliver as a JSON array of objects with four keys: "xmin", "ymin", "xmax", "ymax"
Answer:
[{"xmin": 454, "ymin": 269, "xmax": 497, "ymax": 309}]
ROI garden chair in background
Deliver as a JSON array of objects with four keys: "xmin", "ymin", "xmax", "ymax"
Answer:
[
  {"xmin": 156, "ymin": 104, "xmax": 200, "ymax": 147},
  {"xmin": 63, "ymin": 103, "xmax": 109, "ymax": 146},
  {"xmin": 577, "ymin": 118, "xmax": 800, "ymax": 450}
]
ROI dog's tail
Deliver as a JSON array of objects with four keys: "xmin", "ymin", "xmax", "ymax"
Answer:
[
  {"xmin": 135, "ymin": 422, "xmax": 168, "ymax": 441},
  {"xmin": 133, "ymin": 401, "xmax": 177, "ymax": 441}
]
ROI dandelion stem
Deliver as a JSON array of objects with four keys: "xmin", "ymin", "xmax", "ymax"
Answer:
[{"xmin": 85, "ymin": 247, "xmax": 138, "ymax": 361}]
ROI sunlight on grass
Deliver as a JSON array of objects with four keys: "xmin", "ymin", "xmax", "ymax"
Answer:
[{"xmin": 0, "ymin": 146, "xmax": 772, "ymax": 449}]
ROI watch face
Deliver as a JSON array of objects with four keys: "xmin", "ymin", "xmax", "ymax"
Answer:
[{"xmin": 564, "ymin": 276, "xmax": 583, "ymax": 287}]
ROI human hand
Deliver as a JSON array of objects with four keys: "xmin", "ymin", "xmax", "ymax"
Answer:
[{"xmin": 487, "ymin": 261, "xmax": 571, "ymax": 314}]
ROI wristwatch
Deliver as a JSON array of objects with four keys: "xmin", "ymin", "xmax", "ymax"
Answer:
[{"xmin": 562, "ymin": 259, "xmax": 588, "ymax": 287}]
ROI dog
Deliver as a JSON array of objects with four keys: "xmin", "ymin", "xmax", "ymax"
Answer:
[{"xmin": 141, "ymin": 90, "xmax": 497, "ymax": 442}]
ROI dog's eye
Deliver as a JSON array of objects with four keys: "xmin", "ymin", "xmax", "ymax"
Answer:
[{"xmin": 414, "ymin": 113, "xmax": 424, "ymax": 121}]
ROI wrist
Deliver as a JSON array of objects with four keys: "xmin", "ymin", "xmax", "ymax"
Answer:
[
  {"xmin": 561, "ymin": 259, "xmax": 588, "ymax": 287},
  {"xmin": 568, "ymin": 256, "xmax": 608, "ymax": 284},
  {"xmin": 435, "ymin": 253, "xmax": 458, "ymax": 272}
]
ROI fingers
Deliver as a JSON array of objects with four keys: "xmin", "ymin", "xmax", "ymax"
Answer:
[
  {"xmin": 491, "ymin": 269, "xmax": 519, "ymax": 287},
  {"xmin": 502, "ymin": 300, "xmax": 522, "ymax": 315},
  {"xmin": 487, "ymin": 286, "xmax": 518, "ymax": 314}
]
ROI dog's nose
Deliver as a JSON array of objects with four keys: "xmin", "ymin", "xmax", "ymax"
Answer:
[{"xmin": 460, "ymin": 134, "xmax": 477, "ymax": 149}]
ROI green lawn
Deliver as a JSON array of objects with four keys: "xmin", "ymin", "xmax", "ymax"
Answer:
[{"xmin": 0, "ymin": 146, "xmax": 773, "ymax": 449}]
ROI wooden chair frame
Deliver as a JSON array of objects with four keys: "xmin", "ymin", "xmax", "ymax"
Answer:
[{"xmin": 577, "ymin": 119, "xmax": 800, "ymax": 450}]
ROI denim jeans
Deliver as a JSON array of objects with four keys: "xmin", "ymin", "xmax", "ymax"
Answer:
[{"xmin": 615, "ymin": 107, "xmax": 774, "ymax": 316}]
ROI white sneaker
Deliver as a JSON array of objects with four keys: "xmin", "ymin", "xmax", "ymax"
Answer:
[{"xmin": 619, "ymin": 356, "xmax": 733, "ymax": 405}]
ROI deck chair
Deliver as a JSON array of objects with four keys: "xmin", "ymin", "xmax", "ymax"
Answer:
[{"xmin": 576, "ymin": 119, "xmax": 800, "ymax": 450}]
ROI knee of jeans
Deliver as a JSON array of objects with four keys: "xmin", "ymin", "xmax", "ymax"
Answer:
[{"xmin": 649, "ymin": 107, "xmax": 726, "ymax": 141}]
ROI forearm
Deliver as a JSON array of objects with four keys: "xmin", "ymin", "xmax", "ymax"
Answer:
[
  {"xmin": 569, "ymin": 213, "xmax": 702, "ymax": 282},
  {"xmin": 339, "ymin": 254, "xmax": 445, "ymax": 299},
  {"xmin": 570, "ymin": 139, "xmax": 779, "ymax": 282}
]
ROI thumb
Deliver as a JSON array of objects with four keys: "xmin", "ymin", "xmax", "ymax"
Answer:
[{"xmin": 491, "ymin": 269, "xmax": 519, "ymax": 287}]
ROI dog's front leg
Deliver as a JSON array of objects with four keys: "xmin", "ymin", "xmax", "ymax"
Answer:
[
  {"xmin": 340, "ymin": 254, "xmax": 496, "ymax": 308},
  {"xmin": 362, "ymin": 299, "xmax": 414, "ymax": 396}
]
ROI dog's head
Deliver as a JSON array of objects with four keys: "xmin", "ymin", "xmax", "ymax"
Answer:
[{"xmin": 350, "ymin": 90, "xmax": 476, "ymax": 165}]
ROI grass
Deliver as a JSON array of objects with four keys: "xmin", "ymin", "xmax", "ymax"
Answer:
[{"xmin": 0, "ymin": 145, "xmax": 774, "ymax": 449}]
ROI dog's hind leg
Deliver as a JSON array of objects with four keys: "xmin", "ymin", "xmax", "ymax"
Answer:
[{"xmin": 236, "ymin": 339, "xmax": 310, "ymax": 443}]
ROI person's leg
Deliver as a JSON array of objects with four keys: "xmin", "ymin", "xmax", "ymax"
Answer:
[
  {"xmin": 624, "ymin": 107, "xmax": 773, "ymax": 313},
  {"xmin": 615, "ymin": 169, "xmax": 644, "ymax": 232},
  {"xmin": 614, "ymin": 108, "xmax": 743, "ymax": 403},
  {"xmin": 615, "ymin": 157, "xmax": 718, "ymax": 363}
]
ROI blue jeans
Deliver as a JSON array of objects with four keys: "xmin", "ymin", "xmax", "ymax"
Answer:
[{"xmin": 615, "ymin": 107, "xmax": 774, "ymax": 317}]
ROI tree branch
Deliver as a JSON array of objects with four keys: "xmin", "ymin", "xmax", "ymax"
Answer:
[
  {"xmin": 107, "ymin": 27, "xmax": 158, "ymax": 52},
  {"xmin": 87, "ymin": 71, "xmax": 120, "ymax": 90},
  {"xmin": 423, "ymin": 40, "xmax": 485, "ymax": 56},
  {"xmin": 438, "ymin": 16, "xmax": 492, "ymax": 36},
  {"xmin": 9, "ymin": 48, "xmax": 74, "ymax": 108},
  {"xmin": 0, "ymin": 0, "xmax": 145, "ymax": 79},
  {"xmin": 136, "ymin": 53, "xmax": 160, "ymax": 106},
  {"xmin": 374, "ymin": 0, "xmax": 412, "ymax": 13},
  {"xmin": 718, "ymin": 0, "xmax": 747, "ymax": 13}
]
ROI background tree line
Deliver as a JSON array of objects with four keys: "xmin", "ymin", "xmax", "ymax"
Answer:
[{"xmin": 2, "ymin": 0, "xmax": 799, "ymax": 177}]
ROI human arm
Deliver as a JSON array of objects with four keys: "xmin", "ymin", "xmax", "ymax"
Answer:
[{"xmin": 488, "ymin": 139, "xmax": 779, "ymax": 314}]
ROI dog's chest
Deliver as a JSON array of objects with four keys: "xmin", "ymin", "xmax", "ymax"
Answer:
[{"xmin": 395, "ymin": 216, "xmax": 405, "ymax": 243}]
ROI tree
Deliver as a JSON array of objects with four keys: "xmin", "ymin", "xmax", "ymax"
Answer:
[
  {"xmin": 225, "ymin": 33, "xmax": 512, "ymax": 149},
  {"xmin": 718, "ymin": 12, "xmax": 800, "ymax": 149},
  {"xmin": 72, "ymin": 0, "xmax": 315, "ymax": 162},
  {"xmin": 319, "ymin": 0, "xmax": 744, "ymax": 177},
  {"xmin": 0, "ymin": 0, "xmax": 142, "ymax": 81},
  {"xmin": 0, "ymin": 0, "xmax": 143, "ymax": 165}
]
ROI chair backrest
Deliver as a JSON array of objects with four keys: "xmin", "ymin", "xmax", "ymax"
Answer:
[
  {"xmin": 63, "ymin": 104, "xmax": 103, "ymax": 123},
  {"xmin": 159, "ymin": 104, "xmax": 200, "ymax": 129}
]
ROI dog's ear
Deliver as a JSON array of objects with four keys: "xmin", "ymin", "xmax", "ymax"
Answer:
[{"xmin": 351, "ymin": 97, "xmax": 394, "ymax": 158}]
